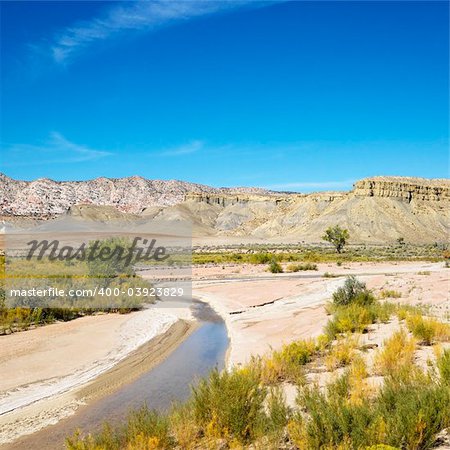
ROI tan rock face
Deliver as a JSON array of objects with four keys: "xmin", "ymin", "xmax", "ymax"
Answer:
[
  {"xmin": 1, "ymin": 174, "xmax": 449, "ymax": 244},
  {"xmin": 353, "ymin": 177, "xmax": 450, "ymax": 202}
]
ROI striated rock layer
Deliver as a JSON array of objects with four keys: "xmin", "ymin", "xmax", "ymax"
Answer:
[
  {"xmin": 353, "ymin": 177, "xmax": 450, "ymax": 202},
  {"xmin": 1, "ymin": 174, "xmax": 449, "ymax": 244},
  {"xmin": 0, "ymin": 173, "xmax": 269, "ymax": 217}
]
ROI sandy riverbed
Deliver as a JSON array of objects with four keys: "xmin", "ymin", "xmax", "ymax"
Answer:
[
  {"xmin": 192, "ymin": 261, "xmax": 449, "ymax": 366},
  {"xmin": 0, "ymin": 306, "xmax": 195, "ymax": 445}
]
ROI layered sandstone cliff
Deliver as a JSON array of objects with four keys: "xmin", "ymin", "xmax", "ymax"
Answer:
[
  {"xmin": 1, "ymin": 174, "xmax": 448, "ymax": 244},
  {"xmin": 353, "ymin": 177, "xmax": 450, "ymax": 202}
]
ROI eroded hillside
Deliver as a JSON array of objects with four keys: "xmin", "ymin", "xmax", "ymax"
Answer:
[{"xmin": 1, "ymin": 174, "xmax": 448, "ymax": 244}]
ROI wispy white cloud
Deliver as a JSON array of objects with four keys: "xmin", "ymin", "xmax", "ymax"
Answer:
[
  {"xmin": 46, "ymin": 0, "xmax": 258, "ymax": 64},
  {"xmin": 266, "ymin": 180, "xmax": 356, "ymax": 191},
  {"xmin": 158, "ymin": 140, "xmax": 204, "ymax": 156},
  {"xmin": 3, "ymin": 132, "xmax": 112, "ymax": 166}
]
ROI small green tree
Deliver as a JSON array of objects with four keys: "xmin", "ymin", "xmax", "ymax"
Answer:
[{"xmin": 322, "ymin": 225, "xmax": 349, "ymax": 253}]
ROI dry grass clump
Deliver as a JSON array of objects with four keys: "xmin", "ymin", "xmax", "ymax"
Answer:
[
  {"xmin": 325, "ymin": 304, "xmax": 374, "ymax": 339},
  {"xmin": 288, "ymin": 363, "xmax": 450, "ymax": 450},
  {"xmin": 406, "ymin": 314, "xmax": 450, "ymax": 345},
  {"xmin": 260, "ymin": 339, "xmax": 319, "ymax": 384},
  {"xmin": 437, "ymin": 348, "xmax": 450, "ymax": 384},
  {"xmin": 66, "ymin": 406, "xmax": 172, "ymax": 450},
  {"xmin": 325, "ymin": 336, "xmax": 358, "ymax": 371},
  {"xmin": 380, "ymin": 290, "xmax": 401, "ymax": 299},
  {"xmin": 374, "ymin": 329, "xmax": 416, "ymax": 377},
  {"xmin": 286, "ymin": 262, "xmax": 318, "ymax": 272},
  {"xmin": 168, "ymin": 403, "xmax": 199, "ymax": 450}
]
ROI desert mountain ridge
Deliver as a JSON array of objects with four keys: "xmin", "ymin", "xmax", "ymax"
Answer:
[{"xmin": 0, "ymin": 173, "xmax": 449, "ymax": 244}]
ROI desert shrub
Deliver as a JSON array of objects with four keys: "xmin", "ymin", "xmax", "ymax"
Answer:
[
  {"xmin": 406, "ymin": 315, "xmax": 435, "ymax": 345},
  {"xmin": 374, "ymin": 330, "xmax": 416, "ymax": 376},
  {"xmin": 124, "ymin": 406, "xmax": 172, "ymax": 449},
  {"xmin": 191, "ymin": 367, "xmax": 267, "ymax": 443},
  {"xmin": 66, "ymin": 407, "xmax": 171, "ymax": 450},
  {"xmin": 370, "ymin": 302, "xmax": 397, "ymax": 324},
  {"xmin": 265, "ymin": 387, "xmax": 291, "ymax": 436},
  {"xmin": 268, "ymin": 258, "xmax": 283, "ymax": 273},
  {"xmin": 262, "ymin": 339, "xmax": 318, "ymax": 383},
  {"xmin": 286, "ymin": 262, "xmax": 318, "ymax": 272},
  {"xmin": 395, "ymin": 304, "xmax": 427, "ymax": 321},
  {"xmin": 169, "ymin": 402, "xmax": 199, "ymax": 450},
  {"xmin": 290, "ymin": 366, "xmax": 450, "ymax": 450},
  {"xmin": 325, "ymin": 337, "xmax": 358, "ymax": 370},
  {"xmin": 437, "ymin": 349, "xmax": 450, "ymax": 384},
  {"xmin": 291, "ymin": 375, "xmax": 375, "ymax": 449},
  {"xmin": 332, "ymin": 277, "xmax": 375, "ymax": 307},
  {"xmin": 323, "ymin": 272, "xmax": 338, "ymax": 278},
  {"xmin": 406, "ymin": 314, "xmax": 450, "ymax": 345},
  {"xmin": 347, "ymin": 356, "xmax": 372, "ymax": 406},
  {"xmin": 376, "ymin": 376, "xmax": 450, "ymax": 449},
  {"xmin": 66, "ymin": 429, "xmax": 115, "ymax": 450},
  {"xmin": 325, "ymin": 304, "xmax": 374, "ymax": 340},
  {"xmin": 248, "ymin": 252, "xmax": 273, "ymax": 264},
  {"xmin": 417, "ymin": 271, "xmax": 431, "ymax": 276},
  {"xmin": 380, "ymin": 290, "xmax": 401, "ymax": 299}
]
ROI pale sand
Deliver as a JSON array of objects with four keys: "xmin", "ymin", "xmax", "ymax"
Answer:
[
  {"xmin": 0, "ymin": 261, "xmax": 448, "ymax": 445},
  {"xmin": 192, "ymin": 262, "xmax": 449, "ymax": 366},
  {"xmin": 0, "ymin": 306, "xmax": 195, "ymax": 445}
]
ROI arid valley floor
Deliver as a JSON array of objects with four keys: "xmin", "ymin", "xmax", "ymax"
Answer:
[{"xmin": 1, "ymin": 258, "xmax": 449, "ymax": 448}]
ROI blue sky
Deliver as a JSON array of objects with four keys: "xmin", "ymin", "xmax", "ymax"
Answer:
[{"xmin": 1, "ymin": 0, "xmax": 448, "ymax": 191}]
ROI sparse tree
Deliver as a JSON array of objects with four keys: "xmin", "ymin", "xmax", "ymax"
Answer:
[{"xmin": 322, "ymin": 225, "xmax": 349, "ymax": 253}]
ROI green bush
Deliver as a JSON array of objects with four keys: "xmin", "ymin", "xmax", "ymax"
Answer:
[
  {"xmin": 437, "ymin": 349, "xmax": 450, "ymax": 384},
  {"xmin": 262, "ymin": 339, "xmax": 319, "ymax": 382},
  {"xmin": 287, "ymin": 262, "xmax": 318, "ymax": 272},
  {"xmin": 293, "ymin": 376, "xmax": 374, "ymax": 449},
  {"xmin": 66, "ymin": 406, "xmax": 172, "ymax": 450},
  {"xmin": 377, "ymin": 377, "xmax": 450, "ymax": 449},
  {"xmin": 325, "ymin": 304, "xmax": 374, "ymax": 339},
  {"xmin": 290, "ymin": 370, "xmax": 450, "ymax": 450},
  {"xmin": 265, "ymin": 387, "xmax": 291, "ymax": 436},
  {"xmin": 192, "ymin": 367, "xmax": 267, "ymax": 442},
  {"xmin": 406, "ymin": 314, "xmax": 450, "ymax": 345},
  {"xmin": 268, "ymin": 258, "xmax": 283, "ymax": 273},
  {"xmin": 248, "ymin": 252, "xmax": 273, "ymax": 264},
  {"xmin": 333, "ymin": 276, "xmax": 375, "ymax": 307}
]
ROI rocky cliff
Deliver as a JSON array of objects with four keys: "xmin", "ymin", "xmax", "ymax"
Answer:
[
  {"xmin": 1, "ymin": 174, "xmax": 449, "ymax": 244},
  {"xmin": 353, "ymin": 177, "xmax": 450, "ymax": 202},
  {"xmin": 0, "ymin": 173, "xmax": 269, "ymax": 217}
]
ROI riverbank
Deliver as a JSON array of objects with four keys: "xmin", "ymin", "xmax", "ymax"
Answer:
[
  {"xmin": 0, "ymin": 308, "xmax": 196, "ymax": 446},
  {"xmin": 192, "ymin": 261, "xmax": 449, "ymax": 367}
]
